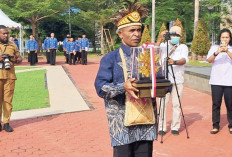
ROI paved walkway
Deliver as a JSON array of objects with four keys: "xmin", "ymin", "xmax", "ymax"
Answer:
[
  {"xmin": 0, "ymin": 57, "xmax": 231, "ymax": 157},
  {"xmin": 185, "ymin": 66, "xmax": 211, "ymax": 76}
]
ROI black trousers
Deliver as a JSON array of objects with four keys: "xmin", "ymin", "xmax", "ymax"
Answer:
[
  {"xmin": 64, "ymin": 51, "xmax": 69, "ymax": 63},
  {"xmin": 29, "ymin": 51, "xmax": 36, "ymax": 65},
  {"xmin": 28, "ymin": 53, "xmax": 31, "ymax": 62},
  {"xmin": 50, "ymin": 49, "xmax": 56, "ymax": 65},
  {"xmin": 113, "ymin": 141, "xmax": 153, "ymax": 157},
  {"xmin": 68, "ymin": 53, "xmax": 76, "ymax": 65},
  {"xmin": 36, "ymin": 53, "xmax": 38, "ymax": 63},
  {"xmin": 46, "ymin": 51, "xmax": 50, "ymax": 64},
  {"xmin": 78, "ymin": 52, "xmax": 81, "ymax": 61},
  {"xmin": 211, "ymin": 85, "xmax": 232, "ymax": 129},
  {"xmin": 81, "ymin": 50, "xmax": 87, "ymax": 65}
]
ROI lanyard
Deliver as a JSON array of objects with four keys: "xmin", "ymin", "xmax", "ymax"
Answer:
[{"xmin": 119, "ymin": 48, "xmax": 128, "ymax": 82}]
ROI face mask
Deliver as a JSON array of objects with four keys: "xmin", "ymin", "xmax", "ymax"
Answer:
[{"xmin": 170, "ymin": 37, "xmax": 180, "ymax": 45}]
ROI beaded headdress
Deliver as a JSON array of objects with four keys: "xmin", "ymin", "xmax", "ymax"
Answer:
[{"xmin": 112, "ymin": 0, "xmax": 148, "ymax": 30}]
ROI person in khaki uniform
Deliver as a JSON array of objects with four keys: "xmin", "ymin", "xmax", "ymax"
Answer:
[{"xmin": 0, "ymin": 25, "xmax": 22, "ymax": 132}]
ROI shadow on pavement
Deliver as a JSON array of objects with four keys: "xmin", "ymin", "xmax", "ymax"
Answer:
[{"xmin": 10, "ymin": 114, "xmax": 60, "ymax": 129}]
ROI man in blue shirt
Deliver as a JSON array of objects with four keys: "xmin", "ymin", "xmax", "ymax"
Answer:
[
  {"xmin": 48, "ymin": 33, "xmax": 58, "ymax": 65},
  {"xmin": 63, "ymin": 34, "xmax": 70, "ymax": 64},
  {"xmin": 12, "ymin": 35, "xmax": 19, "ymax": 50},
  {"xmin": 75, "ymin": 36, "xmax": 81, "ymax": 63},
  {"xmin": 80, "ymin": 34, "xmax": 89, "ymax": 65},
  {"xmin": 95, "ymin": 2, "xmax": 156, "ymax": 157},
  {"xmin": 66, "ymin": 37, "xmax": 76, "ymax": 65},
  {"xmin": 43, "ymin": 35, "xmax": 50, "ymax": 64},
  {"xmin": 27, "ymin": 35, "xmax": 38, "ymax": 66}
]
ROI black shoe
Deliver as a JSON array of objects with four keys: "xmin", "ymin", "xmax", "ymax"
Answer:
[
  {"xmin": 158, "ymin": 131, "xmax": 166, "ymax": 136},
  {"xmin": 3, "ymin": 123, "xmax": 13, "ymax": 132},
  {"xmin": 0, "ymin": 124, "xmax": 2, "ymax": 132},
  {"xmin": 171, "ymin": 130, "xmax": 179, "ymax": 135},
  {"xmin": 210, "ymin": 128, "xmax": 219, "ymax": 134}
]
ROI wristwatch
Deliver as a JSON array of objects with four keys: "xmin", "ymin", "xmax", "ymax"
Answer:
[
  {"xmin": 214, "ymin": 52, "xmax": 218, "ymax": 56},
  {"xmin": 174, "ymin": 61, "xmax": 177, "ymax": 65}
]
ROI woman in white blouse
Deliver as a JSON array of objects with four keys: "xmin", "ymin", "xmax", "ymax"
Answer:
[{"xmin": 207, "ymin": 28, "xmax": 232, "ymax": 134}]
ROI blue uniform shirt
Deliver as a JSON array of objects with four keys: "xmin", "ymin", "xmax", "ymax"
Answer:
[
  {"xmin": 75, "ymin": 40, "xmax": 81, "ymax": 51},
  {"xmin": 13, "ymin": 40, "xmax": 19, "ymax": 49},
  {"xmin": 43, "ymin": 38, "xmax": 50, "ymax": 50},
  {"xmin": 80, "ymin": 38, "xmax": 89, "ymax": 50},
  {"xmin": 27, "ymin": 39, "xmax": 38, "ymax": 51},
  {"xmin": 66, "ymin": 41, "xmax": 76, "ymax": 53},
  {"xmin": 94, "ymin": 43, "xmax": 157, "ymax": 147},
  {"xmin": 63, "ymin": 38, "xmax": 68, "ymax": 49},
  {"xmin": 48, "ymin": 37, "xmax": 58, "ymax": 49}
]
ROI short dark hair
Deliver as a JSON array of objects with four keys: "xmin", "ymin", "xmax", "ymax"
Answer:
[
  {"xmin": 218, "ymin": 28, "xmax": 232, "ymax": 46},
  {"xmin": 0, "ymin": 25, "xmax": 7, "ymax": 29}
]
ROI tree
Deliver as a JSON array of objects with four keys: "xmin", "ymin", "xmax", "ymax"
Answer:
[
  {"xmin": 140, "ymin": 25, "xmax": 151, "ymax": 45},
  {"xmin": 0, "ymin": 0, "xmax": 67, "ymax": 50},
  {"xmin": 143, "ymin": 0, "xmax": 194, "ymax": 42},
  {"xmin": 191, "ymin": 20, "xmax": 210, "ymax": 59},
  {"xmin": 157, "ymin": 23, "xmax": 167, "ymax": 43},
  {"xmin": 72, "ymin": 0, "xmax": 122, "ymax": 55},
  {"xmin": 173, "ymin": 18, "xmax": 186, "ymax": 44}
]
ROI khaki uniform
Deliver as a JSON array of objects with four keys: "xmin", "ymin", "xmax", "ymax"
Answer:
[{"xmin": 0, "ymin": 42, "xmax": 20, "ymax": 123}]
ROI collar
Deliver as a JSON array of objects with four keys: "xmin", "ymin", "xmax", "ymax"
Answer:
[
  {"xmin": 0, "ymin": 41, "xmax": 11, "ymax": 46},
  {"xmin": 120, "ymin": 43, "xmax": 131, "ymax": 56}
]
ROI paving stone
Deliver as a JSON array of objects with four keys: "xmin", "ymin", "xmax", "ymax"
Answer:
[{"xmin": 0, "ymin": 58, "xmax": 231, "ymax": 156}]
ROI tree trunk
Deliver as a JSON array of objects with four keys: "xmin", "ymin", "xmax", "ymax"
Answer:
[
  {"xmin": 100, "ymin": 22, "xmax": 105, "ymax": 55},
  {"xmin": 192, "ymin": 0, "xmax": 199, "ymax": 61},
  {"xmin": 111, "ymin": 26, "xmax": 117, "ymax": 45},
  {"xmin": 31, "ymin": 17, "xmax": 42, "ymax": 53},
  {"xmin": 194, "ymin": 0, "xmax": 199, "ymax": 37}
]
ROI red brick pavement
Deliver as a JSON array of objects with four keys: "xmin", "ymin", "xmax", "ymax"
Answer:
[{"xmin": 0, "ymin": 57, "xmax": 231, "ymax": 157}]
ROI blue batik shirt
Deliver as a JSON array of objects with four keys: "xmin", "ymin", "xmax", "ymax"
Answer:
[
  {"xmin": 95, "ymin": 43, "xmax": 157, "ymax": 147},
  {"xmin": 66, "ymin": 42, "xmax": 76, "ymax": 53},
  {"xmin": 80, "ymin": 38, "xmax": 89, "ymax": 50},
  {"xmin": 48, "ymin": 38, "xmax": 58, "ymax": 49},
  {"xmin": 43, "ymin": 38, "xmax": 49, "ymax": 50},
  {"xmin": 27, "ymin": 39, "xmax": 38, "ymax": 51},
  {"xmin": 75, "ymin": 40, "xmax": 81, "ymax": 51}
]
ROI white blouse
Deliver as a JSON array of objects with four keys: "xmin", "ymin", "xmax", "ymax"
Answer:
[{"xmin": 207, "ymin": 45, "xmax": 232, "ymax": 86}]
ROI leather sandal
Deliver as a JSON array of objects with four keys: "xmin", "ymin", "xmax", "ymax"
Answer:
[{"xmin": 210, "ymin": 128, "xmax": 219, "ymax": 134}]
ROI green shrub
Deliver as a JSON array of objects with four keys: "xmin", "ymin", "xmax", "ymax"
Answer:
[
  {"xmin": 140, "ymin": 25, "xmax": 151, "ymax": 45},
  {"xmin": 173, "ymin": 18, "xmax": 186, "ymax": 44},
  {"xmin": 191, "ymin": 20, "xmax": 210, "ymax": 57}
]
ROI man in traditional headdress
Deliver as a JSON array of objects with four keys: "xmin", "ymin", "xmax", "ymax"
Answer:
[{"xmin": 95, "ymin": 1, "xmax": 156, "ymax": 157}]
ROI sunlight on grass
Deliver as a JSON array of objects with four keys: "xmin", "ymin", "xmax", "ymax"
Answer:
[
  {"xmin": 13, "ymin": 70, "xmax": 49, "ymax": 111},
  {"xmin": 15, "ymin": 66, "xmax": 39, "ymax": 70},
  {"xmin": 187, "ymin": 60, "xmax": 212, "ymax": 67}
]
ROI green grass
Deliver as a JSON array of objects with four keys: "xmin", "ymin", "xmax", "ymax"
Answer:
[
  {"xmin": 13, "ymin": 70, "xmax": 49, "ymax": 111},
  {"xmin": 187, "ymin": 60, "xmax": 212, "ymax": 67},
  {"xmin": 15, "ymin": 66, "xmax": 39, "ymax": 70}
]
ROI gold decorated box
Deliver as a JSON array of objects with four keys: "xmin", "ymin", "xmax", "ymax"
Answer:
[{"xmin": 130, "ymin": 46, "xmax": 170, "ymax": 98}]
